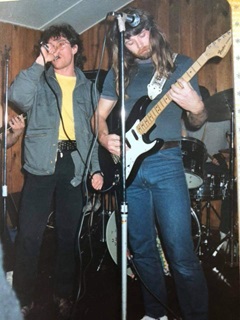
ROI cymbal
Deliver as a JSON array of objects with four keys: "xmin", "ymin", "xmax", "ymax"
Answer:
[{"xmin": 204, "ymin": 88, "xmax": 233, "ymax": 122}]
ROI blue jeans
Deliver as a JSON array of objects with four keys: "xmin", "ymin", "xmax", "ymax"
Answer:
[
  {"xmin": 127, "ymin": 147, "xmax": 208, "ymax": 319},
  {"xmin": 13, "ymin": 151, "xmax": 83, "ymax": 306}
]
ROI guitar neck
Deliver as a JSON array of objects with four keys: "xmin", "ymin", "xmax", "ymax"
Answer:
[{"xmin": 137, "ymin": 52, "xmax": 208, "ymax": 135}]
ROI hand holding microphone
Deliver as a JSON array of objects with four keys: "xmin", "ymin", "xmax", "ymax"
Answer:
[{"xmin": 37, "ymin": 41, "xmax": 59, "ymax": 65}]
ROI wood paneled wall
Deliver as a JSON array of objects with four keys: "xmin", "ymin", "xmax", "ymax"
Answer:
[
  {"xmin": 0, "ymin": 24, "xmax": 41, "ymax": 195},
  {"xmin": 0, "ymin": 0, "xmax": 232, "ymax": 195},
  {"xmin": 81, "ymin": 0, "xmax": 232, "ymax": 94}
]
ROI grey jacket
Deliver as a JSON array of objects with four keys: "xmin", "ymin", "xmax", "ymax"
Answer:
[{"xmin": 8, "ymin": 62, "xmax": 100, "ymax": 186}]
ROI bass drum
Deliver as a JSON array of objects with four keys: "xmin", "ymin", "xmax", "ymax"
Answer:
[
  {"xmin": 106, "ymin": 212, "xmax": 134, "ymax": 278},
  {"xmin": 106, "ymin": 208, "xmax": 201, "ymax": 276},
  {"xmin": 181, "ymin": 137, "xmax": 207, "ymax": 189}
]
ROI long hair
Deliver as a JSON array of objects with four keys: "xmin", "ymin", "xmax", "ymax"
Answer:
[
  {"xmin": 108, "ymin": 7, "xmax": 175, "ymax": 94},
  {"xmin": 39, "ymin": 23, "xmax": 86, "ymax": 68}
]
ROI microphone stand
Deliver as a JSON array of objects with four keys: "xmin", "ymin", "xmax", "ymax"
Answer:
[
  {"xmin": 115, "ymin": 14, "xmax": 128, "ymax": 320},
  {"xmin": 1, "ymin": 46, "xmax": 10, "ymax": 241}
]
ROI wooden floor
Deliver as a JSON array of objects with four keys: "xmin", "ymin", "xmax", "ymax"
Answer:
[{"xmin": 3, "ymin": 205, "xmax": 239, "ymax": 320}]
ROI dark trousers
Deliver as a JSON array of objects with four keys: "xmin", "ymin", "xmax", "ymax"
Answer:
[{"xmin": 13, "ymin": 151, "xmax": 83, "ymax": 306}]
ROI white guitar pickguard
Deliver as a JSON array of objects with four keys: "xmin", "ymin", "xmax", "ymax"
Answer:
[{"xmin": 125, "ymin": 119, "xmax": 157, "ymax": 179}]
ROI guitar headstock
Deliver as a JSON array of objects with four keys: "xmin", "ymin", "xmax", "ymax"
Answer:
[{"xmin": 205, "ymin": 30, "xmax": 232, "ymax": 59}]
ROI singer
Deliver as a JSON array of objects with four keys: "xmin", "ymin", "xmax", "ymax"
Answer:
[
  {"xmin": 92, "ymin": 7, "xmax": 208, "ymax": 320},
  {"xmin": 8, "ymin": 23, "xmax": 103, "ymax": 318}
]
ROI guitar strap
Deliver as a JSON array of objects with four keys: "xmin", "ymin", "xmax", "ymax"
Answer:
[{"xmin": 147, "ymin": 53, "xmax": 178, "ymax": 100}]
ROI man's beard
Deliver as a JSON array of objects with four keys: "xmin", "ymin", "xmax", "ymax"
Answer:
[{"xmin": 135, "ymin": 47, "xmax": 152, "ymax": 60}]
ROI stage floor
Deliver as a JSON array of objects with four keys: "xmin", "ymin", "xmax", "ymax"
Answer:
[{"xmin": 4, "ymin": 209, "xmax": 240, "ymax": 320}]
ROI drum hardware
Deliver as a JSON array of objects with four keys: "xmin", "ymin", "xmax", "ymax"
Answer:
[
  {"xmin": 215, "ymin": 99, "xmax": 238, "ymax": 267},
  {"xmin": 201, "ymin": 200, "xmax": 221, "ymax": 239},
  {"xmin": 200, "ymin": 95, "xmax": 238, "ymax": 267},
  {"xmin": 181, "ymin": 137, "xmax": 207, "ymax": 189},
  {"xmin": 191, "ymin": 198, "xmax": 220, "ymax": 257}
]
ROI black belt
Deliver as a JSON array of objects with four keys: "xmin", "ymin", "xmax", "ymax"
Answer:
[
  {"xmin": 57, "ymin": 140, "xmax": 77, "ymax": 152},
  {"xmin": 161, "ymin": 141, "xmax": 179, "ymax": 150}
]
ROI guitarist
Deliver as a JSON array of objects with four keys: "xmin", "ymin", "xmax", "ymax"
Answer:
[
  {"xmin": 92, "ymin": 7, "xmax": 208, "ymax": 320},
  {"xmin": 0, "ymin": 106, "xmax": 25, "ymax": 148}
]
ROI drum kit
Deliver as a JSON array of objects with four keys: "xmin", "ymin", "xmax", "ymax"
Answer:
[{"xmin": 181, "ymin": 88, "xmax": 238, "ymax": 263}]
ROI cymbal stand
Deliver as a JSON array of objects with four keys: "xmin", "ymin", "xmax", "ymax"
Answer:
[
  {"xmin": 192, "ymin": 198, "xmax": 205, "ymax": 257},
  {"xmin": 210, "ymin": 104, "xmax": 238, "ymax": 267},
  {"xmin": 192, "ymin": 196, "xmax": 221, "ymax": 257},
  {"xmin": 202, "ymin": 198, "xmax": 221, "ymax": 237}
]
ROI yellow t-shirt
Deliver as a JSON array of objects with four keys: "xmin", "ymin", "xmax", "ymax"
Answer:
[{"xmin": 56, "ymin": 73, "xmax": 76, "ymax": 140}]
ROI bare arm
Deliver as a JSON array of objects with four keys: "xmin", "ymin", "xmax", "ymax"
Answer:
[
  {"xmin": 169, "ymin": 78, "xmax": 207, "ymax": 128},
  {"xmin": 91, "ymin": 97, "xmax": 121, "ymax": 156}
]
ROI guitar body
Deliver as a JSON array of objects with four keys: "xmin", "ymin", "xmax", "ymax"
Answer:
[
  {"xmin": 124, "ymin": 96, "xmax": 164, "ymax": 186},
  {"xmin": 99, "ymin": 95, "xmax": 164, "ymax": 190}
]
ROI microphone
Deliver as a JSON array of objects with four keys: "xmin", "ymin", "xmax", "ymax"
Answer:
[
  {"xmin": 40, "ymin": 41, "xmax": 49, "ymax": 52},
  {"xmin": 40, "ymin": 41, "xmax": 59, "ymax": 61},
  {"xmin": 108, "ymin": 11, "xmax": 140, "ymax": 27}
]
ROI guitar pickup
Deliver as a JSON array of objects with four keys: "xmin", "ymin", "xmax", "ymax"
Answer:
[{"xmin": 131, "ymin": 129, "xmax": 139, "ymax": 141}]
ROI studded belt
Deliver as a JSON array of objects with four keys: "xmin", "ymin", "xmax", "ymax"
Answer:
[{"xmin": 57, "ymin": 140, "xmax": 77, "ymax": 152}]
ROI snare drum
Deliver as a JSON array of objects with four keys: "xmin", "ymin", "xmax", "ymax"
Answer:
[{"xmin": 181, "ymin": 137, "xmax": 207, "ymax": 189}]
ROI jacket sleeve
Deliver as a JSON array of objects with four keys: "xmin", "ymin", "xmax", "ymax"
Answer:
[{"xmin": 8, "ymin": 62, "xmax": 45, "ymax": 112}]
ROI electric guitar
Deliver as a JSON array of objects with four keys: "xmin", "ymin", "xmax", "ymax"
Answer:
[{"xmin": 100, "ymin": 29, "xmax": 232, "ymax": 189}]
